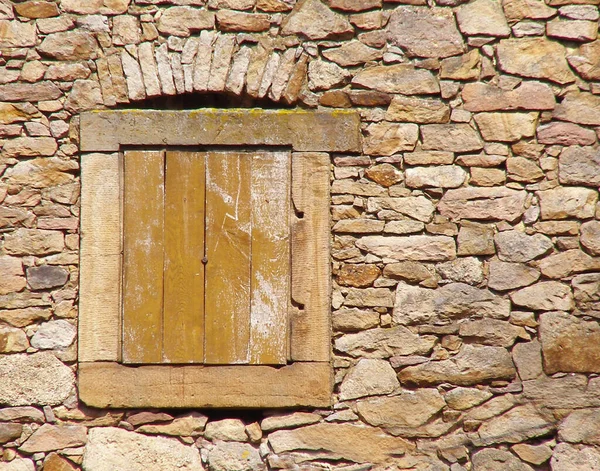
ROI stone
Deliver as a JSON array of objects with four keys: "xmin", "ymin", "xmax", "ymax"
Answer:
[
  {"xmin": 474, "ymin": 112, "xmax": 537, "ymax": 142},
  {"xmin": 38, "ymin": 32, "xmax": 98, "ymax": 61},
  {"xmin": 511, "ymin": 282, "xmax": 574, "ymax": 311},
  {"xmin": 559, "ymin": 146, "xmax": 600, "ymax": 186},
  {"xmin": 14, "ymin": 1, "xmax": 58, "ymax": 18},
  {"xmin": 537, "ymin": 249, "xmax": 600, "ymax": 279},
  {"xmin": 559, "ymin": 409, "xmax": 600, "ymax": 445},
  {"xmin": 540, "ymin": 311, "xmax": 600, "ymax": 374},
  {"xmin": 337, "ymin": 264, "xmax": 380, "ymax": 287},
  {"xmin": 60, "ymin": 0, "xmax": 129, "ymax": 14},
  {"xmin": 512, "ymin": 443, "xmax": 552, "ymax": 465},
  {"xmin": 474, "ymin": 405, "xmax": 555, "ymax": 446},
  {"xmin": 387, "ymin": 6, "xmax": 465, "ymax": 58},
  {"xmin": 261, "ymin": 412, "xmax": 321, "ymax": 432},
  {"xmin": 384, "ymin": 220, "xmax": 426, "ymax": 235},
  {"xmin": 457, "ymin": 222, "xmax": 495, "ymax": 255},
  {"xmin": 0, "ymin": 326, "xmax": 28, "ymax": 353},
  {"xmin": 385, "ymin": 95, "xmax": 450, "ymax": 124},
  {"xmin": 3, "ymin": 157, "xmax": 77, "ymax": 189},
  {"xmin": 82, "ymin": 427, "xmax": 203, "ymax": 471},
  {"xmin": 157, "ymin": 7, "xmax": 215, "ymax": 36},
  {"xmin": 581, "ymin": 221, "xmax": 600, "ymax": 255},
  {"xmin": 330, "ymin": 0, "xmax": 381, "ymax": 10},
  {"xmin": 0, "ymin": 422, "xmax": 23, "ymax": 444},
  {"xmin": 0, "ymin": 255, "xmax": 25, "ymax": 295},
  {"xmin": 444, "ymin": 387, "xmax": 492, "ymax": 410},
  {"xmin": 494, "ymin": 231, "xmax": 552, "ymax": 262},
  {"xmin": 216, "ymin": 10, "xmax": 270, "ymax": 32},
  {"xmin": 65, "ymin": 79, "xmax": 104, "ymax": 112},
  {"xmin": 560, "ymin": 5, "xmax": 599, "ymax": 21},
  {"xmin": 551, "ymin": 443, "xmax": 600, "ymax": 471},
  {"xmin": 356, "ymin": 389, "xmax": 445, "ymax": 433},
  {"xmin": 502, "ymin": 0, "xmax": 556, "ymax": 22},
  {"xmin": 383, "ymin": 261, "xmax": 435, "ymax": 283},
  {"xmin": 268, "ymin": 423, "xmax": 414, "ymax": 463},
  {"xmin": 356, "ymin": 235, "xmax": 455, "ymax": 261},
  {"xmin": 393, "ymin": 282, "xmax": 510, "ymax": 326},
  {"xmin": 554, "ymin": 92, "xmax": 600, "ymax": 126},
  {"xmin": 280, "ymin": 0, "xmax": 353, "ymax": 39},
  {"xmin": 333, "ymin": 181, "xmax": 387, "ymax": 197},
  {"xmin": 4, "ymin": 229, "xmax": 64, "ymax": 256},
  {"xmin": 30, "ymin": 320, "xmax": 76, "ymax": 350},
  {"xmin": 45, "ymin": 63, "xmax": 91, "ymax": 81},
  {"xmin": 112, "ymin": 15, "xmax": 141, "ymax": 45},
  {"xmin": 0, "ymin": 102, "xmax": 37, "ymax": 125},
  {"xmin": 26, "ymin": 265, "xmax": 68, "ymax": 290},
  {"xmin": 352, "ymin": 64, "xmax": 439, "ymax": 95},
  {"xmin": 334, "ymin": 219, "xmax": 382, "ymax": 234},
  {"xmin": 440, "ymin": 49, "xmax": 481, "ymax": 80},
  {"xmin": 0, "ymin": 20, "xmax": 36, "ymax": 47},
  {"xmin": 204, "ymin": 419, "xmax": 246, "ymax": 442},
  {"xmin": 0, "ymin": 82, "xmax": 62, "ymax": 102},
  {"xmin": 488, "ymin": 261, "xmax": 540, "ymax": 290},
  {"xmin": 2, "ymin": 137, "xmax": 57, "ymax": 158},
  {"xmin": 459, "ymin": 319, "xmax": 524, "ymax": 347},
  {"xmin": 462, "ymin": 82, "xmax": 555, "ymax": 112},
  {"xmin": 405, "ymin": 151, "xmax": 454, "ymax": 165},
  {"xmin": 0, "ymin": 407, "xmax": 44, "ymax": 423},
  {"xmin": 332, "ymin": 308, "xmax": 379, "ymax": 331},
  {"xmin": 439, "ymin": 187, "xmax": 527, "ymax": 221},
  {"xmin": 334, "ymin": 326, "xmax": 436, "ymax": 358},
  {"xmin": 399, "ymin": 345, "xmax": 516, "ymax": 386},
  {"xmin": 0, "ymin": 308, "xmax": 52, "ymax": 327},
  {"xmin": 307, "ymin": 59, "xmax": 350, "ymax": 91},
  {"xmin": 0, "ymin": 352, "xmax": 73, "ymax": 406},
  {"xmin": 339, "ymin": 359, "xmax": 399, "ymax": 400},
  {"xmin": 363, "ymin": 122, "xmax": 418, "ymax": 155},
  {"xmin": 365, "ymin": 163, "xmax": 402, "ymax": 187},
  {"xmin": 136, "ymin": 414, "xmax": 207, "ymax": 436},
  {"xmin": 127, "ymin": 412, "xmax": 173, "ymax": 427},
  {"xmin": 366, "ymin": 196, "xmax": 435, "ymax": 222},
  {"xmin": 19, "ymin": 424, "xmax": 86, "ymax": 453},
  {"xmin": 568, "ymin": 40, "xmax": 600, "ymax": 81},
  {"xmin": 573, "ymin": 273, "xmax": 600, "ymax": 304},
  {"xmin": 42, "ymin": 453, "xmax": 78, "ymax": 471},
  {"xmin": 548, "ymin": 18, "xmax": 598, "ymax": 41},
  {"xmin": 345, "ymin": 287, "xmax": 394, "ymax": 308},
  {"xmin": 472, "ymin": 449, "xmax": 534, "ymax": 471},
  {"xmin": 436, "ymin": 257, "xmax": 484, "ymax": 285},
  {"xmin": 538, "ymin": 122, "xmax": 596, "ymax": 146},
  {"xmin": 421, "ymin": 124, "xmax": 483, "ymax": 152},
  {"xmin": 405, "ymin": 166, "xmax": 467, "ymax": 189},
  {"xmin": 322, "ymin": 40, "xmax": 383, "ymax": 67},
  {"xmin": 456, "ymin": 0, "xmax": 510, "ymax": 37},
  {"xmin": 537, "ymin": 187, "xmax": 598, "ymax": 219},
  {"xmin": 208, "ymin": 442, "xmax": 264, "ymax": 471},
  {"xmin": 0, "ymin": 458, "xmax": 35, "ymax": 471},
  {"xmin": 497, "ymin": 38, "xmax": 575, "ymax": 84}
]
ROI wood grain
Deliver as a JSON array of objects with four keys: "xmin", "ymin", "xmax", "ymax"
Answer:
[
  {"xmin": 79, "ymin": 361, "xmax": 332, "ymax": 408},
  {"xmin": 122, "ymin": 150, "xmax": 165, "ymax": 364},
  {"xmin": 163, "ymin": 151, "xmax": 205, "ymax": 363},
  {"xmin": 249, "ymin": 151, "xmax": 290, "ymax": 365},
  {"xmin": 205, "ymin": 152, "xmax": 251, "ymax": 364}
]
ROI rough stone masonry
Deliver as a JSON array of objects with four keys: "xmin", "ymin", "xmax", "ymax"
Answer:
[{"xmin": 1, "ymin": 0, "xmax": 600, "ymax": 469}]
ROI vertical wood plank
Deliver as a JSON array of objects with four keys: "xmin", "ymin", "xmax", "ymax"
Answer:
[
  {"xmin": 163, "ymin": 151, "xmax": 205, "ymax": 363},
  {"xmin": 249, "ymin": 151, "xmax": 290, "ymax": 365},
  {"xmin": 205, "ymin": 152, "xmax": 252, "ymax": 364},
  {"xmin": 122, "ymin": 150, "xmax": 165, "ymax": 364}
]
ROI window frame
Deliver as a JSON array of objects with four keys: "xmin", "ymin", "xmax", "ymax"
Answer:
[{"xmin": 78, "ymin": 109, "xmax": 361, "ymax": 408}]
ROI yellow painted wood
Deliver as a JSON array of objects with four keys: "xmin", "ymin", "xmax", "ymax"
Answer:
[
  {"xmin": 163, "ymin": 151, "xmax": 205, "ymax": 363},
  {"xmin": 249, "ymin": 151, "xmax": 290, "ymax": 365},
  {"xmin": 122, "ymin": 150, "xmax": 165, "ymax": 364},
  {"xmin": 205, "ymin": 152, "xmax": 252, "ymax": 364}
]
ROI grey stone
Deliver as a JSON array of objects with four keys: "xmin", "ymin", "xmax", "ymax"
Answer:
[
  {"xmin": 559, "ymin": 146, "xmax": 600, "ymax": 186},
  {"xmin": 456, "ymin": 0, "xmax": 510, "ymax": 37},
  {"xmin": 30, "ymin": 320, "xmax": 76, "ymax": 350},
  {"xmin": 489, "ymin": 261, "xmax": 540, "ymax": 291},
  {"xmin": 405, "ymin": 166, "xmax": 467, "ymax": 189},
  {"xmin": 551, "ymin": 443, "xmax": 600, "ymax": 471},
  {"xmin": 559, "ymin": 409, "xmax": 600, "ymax": 445},
  {"xmin": 204, "ymin": 419, "xmax": 247, "ymax": 442},
  {"xmin": 573, "ymin": 273, "xmax": 600, "ymax": 304},
  {"xmin": 334, "ymin": 326, "xmax": 436, "ymax": 358},
  {"xmin": 513, "ymin": 340, "xmax": 544, "ymax": 380},
  {"xmin": 436, "ymin": 257, "xmax": 484, "ymax": 285},
  {"xmin": 208, "ymin": 442, "xmax": 264, "ymax": 471},
  {"xmin": 339, "ymin": 358, "xmax": 399, "ymax": 400},
  {"xmin": 494, "ymin": 231, "xmax": 553, "ymax": 262},
  {"xmin": 26, "ymin": 265, "xmax": 68, "ymax": 290}
]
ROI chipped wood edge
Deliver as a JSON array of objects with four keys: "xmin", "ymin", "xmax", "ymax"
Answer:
[
  {"xmin": 79, "ymin": 153, "xmax": 122, "ymax": 362},
  {"xmin": 80, "ymin": 109, "xmax": 362, "ymax": 154},
  {"xmin": 79, "ymin": 361, "xmax": 332, "ymax": 408},
  {"xmin": 290, "ymin": 152, "xmax": 331, "ymax": 363}
]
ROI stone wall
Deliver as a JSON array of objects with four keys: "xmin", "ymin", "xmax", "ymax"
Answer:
[{"xmin": 1, "ymin": 0, "xmax": 600, "ymax": 469}]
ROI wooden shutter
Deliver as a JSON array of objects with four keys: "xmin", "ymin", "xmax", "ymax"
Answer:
[{"xmin": 121, "ymin": 149, "xmax": 290, "ymax": 365}]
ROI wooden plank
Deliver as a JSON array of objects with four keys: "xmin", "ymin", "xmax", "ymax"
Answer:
[
  {"xmin": 163, "ymin": 151, "xmax": 205, "ymax": 363},
  {"xmin": 290, "ymin": 152, "xmax": 331, "ymax": 362},
  {"xmin": 205, "ymin": 152, "xmax": 251, "ymax": 364},
  {"xmin": 79, "ymin": 152, "xmax": 121, "ymax": 362},
  {"xmin": 249, "ymin": 151, "xmax": 290, "ymax": 365},
  {"xmin": 79, "ymin": 361, "xmax": 332, "ymax": 408},
  {"xmin": 122, "ymin": 150, "xmax": 165, "ymax": 364}
]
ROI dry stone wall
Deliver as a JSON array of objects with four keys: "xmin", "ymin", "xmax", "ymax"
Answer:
[{"xmin": 1, "ymin": 0, "xmax": 600, "ymax": 469}]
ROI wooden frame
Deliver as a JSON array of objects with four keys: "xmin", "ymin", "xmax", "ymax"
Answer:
[{"xmin": 78, "ymin": 109, "xmax": 361, "ymax": 408}]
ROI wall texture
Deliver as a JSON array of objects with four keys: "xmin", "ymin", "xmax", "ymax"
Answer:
[{"xmin": 1, "ymin": 0, "xmax": 600, "ymax": 469}]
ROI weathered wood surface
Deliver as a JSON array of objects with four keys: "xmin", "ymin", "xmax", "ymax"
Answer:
[
  {"xmin": 249, "ymin": 151, "xmax": 290, "ymax": 365},
  {"xmin": 79, "ymin": 153, "xmax": 122, "ymax": 362},
  {"xmin": 122, "ymin": 150, "xmax": 165, "ymax": 364},
  {"xmin": 80, "ymin": 110, "xmax": 362, "ymax": 153},
  {"xmin": 79, "ymin": 361, "xmax": 332, "ymax": 408},
  {"xmin": 290, "ymin": 152, "xmax": 331, "ymax": 362},
  {"xmin": 204, "ymin": 152, "xmax": 252, "ymax": 364},
  {"xmin": 163, "ymin": 151, "xmax": 205, "ymax": 363}
]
